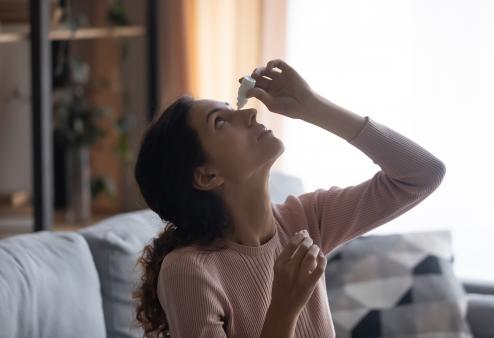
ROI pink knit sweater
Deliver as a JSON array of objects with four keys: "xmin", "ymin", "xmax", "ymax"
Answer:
[{"xmin": 156, "ymin": 116, "xmax": 446, "ymax": 338}]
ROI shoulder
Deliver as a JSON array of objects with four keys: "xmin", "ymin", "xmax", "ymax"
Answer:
[
  {"xmin": 161, "ymin": 245, "xmax": 206, "ymax": 273},
  {"xmin": 272, "ymin": 194, "xmax": 304, "ymax": 217},
  {"xmin": 156, "ymin": 245, "xmax": 230, "ymax": 320},
  {"xmin": 272, "ymin": 189, "xmax": 326, "ymax": 221},
  {"xmin": 157, "ymin": 247, "xmax": 213, "ymax": 298},
  {"xmin": 271, "ymin": 190, "xmax": 331, "ymax": 244},
  {"xmin": 160, "ymin": 244, "xmax": 227, "ymax": 280},
  {"xmin": 272, "ymin": 193, "xmax": 316, "ymax": 234}
]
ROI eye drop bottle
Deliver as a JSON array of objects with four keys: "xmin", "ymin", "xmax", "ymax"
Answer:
[{"xmin": 237, "ymin": 76, "xmax": 256, "ymax": 109}]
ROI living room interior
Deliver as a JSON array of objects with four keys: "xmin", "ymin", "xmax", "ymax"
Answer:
[{"xmin": 1, "ymin": 0, "xmax": 493, "ymax": 337}]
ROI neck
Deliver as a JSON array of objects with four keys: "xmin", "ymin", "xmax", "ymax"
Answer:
[{"xmin": 221, "ymin": 172, "xmax": 276, "ymax": 247}]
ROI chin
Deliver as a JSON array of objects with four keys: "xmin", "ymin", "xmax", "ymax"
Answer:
[
  {"xmin": 274, "ymin": 137, "xmax": 285, "ymax": 154},
  {"xmin": 264, "ymin": 139, "xmax": 285, "ymax": 166}
]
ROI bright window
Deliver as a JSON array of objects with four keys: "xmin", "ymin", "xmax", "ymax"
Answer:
[{"xmin": 284, "ymin": 0, "xmax": 494, "ymax": 281}]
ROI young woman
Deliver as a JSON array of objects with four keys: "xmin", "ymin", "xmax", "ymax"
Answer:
[{"xmin": 133, "ymin": 59, "xmax": 446, "ymax": 338}]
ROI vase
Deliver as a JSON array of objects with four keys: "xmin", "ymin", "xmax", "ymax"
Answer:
[{"xmin": 65, "ymin": 146, "xmax": 91, "ymax": 224}]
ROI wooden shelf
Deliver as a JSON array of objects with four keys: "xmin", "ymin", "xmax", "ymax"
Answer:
[
  {"xmin": 7, "ymin": 0, "xmax": 159, "ymax": 232},
  {"xmin": 0, "ymin": 30, "xmax": 26, "ymax": 43},
  {"xmin": 50, "ymin": 26, "xmax": 145, "ymax": 41},
  {"xmin": 0, "ymin": 25, "xmax": 145, "ymax": 44}
]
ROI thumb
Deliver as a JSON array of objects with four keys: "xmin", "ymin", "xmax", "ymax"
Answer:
[{"xmin": 246, "ymin": 87, "xmax": 274, "ymax": 108}]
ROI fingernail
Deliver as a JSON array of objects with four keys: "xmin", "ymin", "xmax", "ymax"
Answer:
[
  {"xmin": 301, "ymin": 237, "xmax": 313, "ymax": 247},
  {"xmin": 290, "ymin": 232, "xmax": 304, "ymax": 244},
  {"xmin": 309, "ymin": 244, "xmax": 320, "ymax": 255}
]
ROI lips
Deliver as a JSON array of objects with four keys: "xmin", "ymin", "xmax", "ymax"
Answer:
[
  {"xmin": 258, "ymin": 130, "xmax": 272, "ymax": 140},
  {"xmin": 256, "ymin": 125, "xmax": 268, "ymax": 140}
]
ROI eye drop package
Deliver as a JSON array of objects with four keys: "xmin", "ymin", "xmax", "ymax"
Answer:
[{"xmin": 237, "ymin": 76, "xmax": 256, "ymax": 109}]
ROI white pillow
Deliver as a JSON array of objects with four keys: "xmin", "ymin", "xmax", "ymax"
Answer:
[{"xmin": 0, "ymin": 231, "xmax": 106, "ymax": 338}]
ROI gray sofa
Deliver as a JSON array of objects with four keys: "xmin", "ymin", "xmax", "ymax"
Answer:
[{"xmin": 0, "ymin": 171, "xmax": 493, "ymax": 338}]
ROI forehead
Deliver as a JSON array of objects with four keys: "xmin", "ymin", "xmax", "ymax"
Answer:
[{"xmin": 189, "ymin": 99, "xmax": 231, "ymax": 130}]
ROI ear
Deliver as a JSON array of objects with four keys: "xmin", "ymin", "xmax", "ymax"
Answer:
[{"xmin": 193, "ymin": 166, "xmax": 224, "ymax": 191}]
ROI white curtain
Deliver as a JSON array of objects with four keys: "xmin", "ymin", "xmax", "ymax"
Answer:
[{"xmin": 283, "ymin": 0, "xmax": 494, "ymax": 281}]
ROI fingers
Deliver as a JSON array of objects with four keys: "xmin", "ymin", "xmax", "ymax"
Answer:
[
  {"xmin": 252, "ymin": 66, "xmax": 282, "ymax": 80},
  {"xmin": 266, "ymin": 59, "xmax": 292, "ymax": 73},
  {"xmin": 277, "ymin": 231, "xmax": 309, "ymax": 263},
  {"xmin": 301, "ymin": 244, "xmax": 320, "ymax": 274},
  {"xmin": 238, "ymin": 59, "xmax": 291, "ymax": 85},
  {"xmin": 245, "ymin": 87, "xmax": 274, "ymax": 108},
  {"xmin": 307, "ymin": 252, "xmax": 327, "ymax": 284},
  {"xmin": 253, "ymin": 76, "xmax": 272, "ymax": 91},
  {"xmin": 290, "ymin": 236, "xmax": 313, "ymax": 264},
  {"xmin": 267, "ymin": 67, "xmax": 282, "ymax": 79},
  {"xmin": 277, "ymin": 231, "xmax": 307, "ymax": 263},
  {"xmin": 238, "ymin": 66, "xmax": 283, "ymax": 84}
]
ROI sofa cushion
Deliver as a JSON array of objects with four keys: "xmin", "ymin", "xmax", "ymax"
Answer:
[
  {"xmin": 79, "ymin": 209, "xmax": 163, "ymax": 338},
  {"xmin": 466, "ymin": 293, "xmax": 494, "ymax": 338},
  {"xmin": 325, "ymin": 230, "xmax": 473, "ymax": 338},
  {"xmin": 0, "ymin": 231, "xmax": 106, "ymax": 338}
]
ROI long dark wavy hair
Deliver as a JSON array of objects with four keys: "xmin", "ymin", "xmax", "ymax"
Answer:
[{"xmin": 133, "ymin": 95, "xmax": 232, "ymax": 337}]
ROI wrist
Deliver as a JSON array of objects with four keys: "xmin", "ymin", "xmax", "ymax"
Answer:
[
  {"xmin": 296, "ymin": 91, "xmax": 323, "ymax": 121},
  {"xmin": 261, "ymin": 302, "xmax": 299, "ymax": 338},
  {"xmin": 298, "ymin": 91, "xmax": 327, "ymax": 121},
  {"xmin": 298, "ymin": 93, "xmax": 366, "ymax": 140},
  {"xmin": 268, "ymin": 299, "xmax": 300, "ymax": 322}
]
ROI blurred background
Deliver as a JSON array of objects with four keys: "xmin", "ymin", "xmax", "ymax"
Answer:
[{"xmin": 0, "ymin": 0, "xmax": 492, "ymax": 281}]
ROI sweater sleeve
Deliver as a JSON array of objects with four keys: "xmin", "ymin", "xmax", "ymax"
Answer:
[
  {"xmin": 157, "ymin": 252, "xmax": 228, "ymax": 338},
  {"xmin": 298, "ymin": 116, "xmax": 446, "ymax": 255}
]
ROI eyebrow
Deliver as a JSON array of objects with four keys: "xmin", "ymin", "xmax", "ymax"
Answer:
[
  {"xmin": 205, "ymin": 103, "xmax": 230, "ymax": 124},
  {"xmin": 206, "ymin": 108, "xmax": 223, "ymax": 124}
]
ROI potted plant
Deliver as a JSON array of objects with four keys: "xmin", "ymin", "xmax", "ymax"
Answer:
[{"xmin": 53, "ymin": 55, "xmax": 109, "ymax": 224}]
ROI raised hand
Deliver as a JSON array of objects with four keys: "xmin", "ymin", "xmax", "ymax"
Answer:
[
  {"xmin": 269, "ymin": 230, "xmax": 327, "ymax": 319},
  {"xmin": 240, "ymin": 59, "xmax": 316, "ymax": 119}
]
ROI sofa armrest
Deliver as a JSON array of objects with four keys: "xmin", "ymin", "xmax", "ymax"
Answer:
[
  {"xmin": 466, "ymin": 294, "xmax": 494, "ymax": 338},
  {"xmin": 462, "ymin": 279, "xmax": 494, "ymax": 295}
]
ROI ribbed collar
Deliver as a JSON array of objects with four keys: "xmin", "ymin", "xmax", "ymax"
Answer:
[{"xmin": 223, "ymin": 207, "xmax": 281, "ymax": 256}]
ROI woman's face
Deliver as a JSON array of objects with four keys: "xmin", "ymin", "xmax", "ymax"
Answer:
[{"xmin": 188, "ymin": 99, "xmax": 284, "ymax": 190}]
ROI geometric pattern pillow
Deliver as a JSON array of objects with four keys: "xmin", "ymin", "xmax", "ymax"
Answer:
[{"xmin": 325, "ymin": 231, "xmax": 473, "ymax": 338}]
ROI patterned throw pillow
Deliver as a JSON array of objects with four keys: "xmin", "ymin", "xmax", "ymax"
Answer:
[{"xmin": 325, "ymin": 231, "xmax": 473, "ymax": 338}]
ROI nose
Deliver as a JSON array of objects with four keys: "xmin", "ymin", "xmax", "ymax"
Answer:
[{"xmin": 240, "ymin": 108, "xmax": 257, "ymax": 126}]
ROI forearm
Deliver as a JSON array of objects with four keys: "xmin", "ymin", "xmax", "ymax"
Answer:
[
  {"xmin": 260, "ymin": 303, "xmax": 298, "ymax": 338},
  {"xmin": 301, "ymin": 93, "xmax": 367, "ymax": 141}
]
